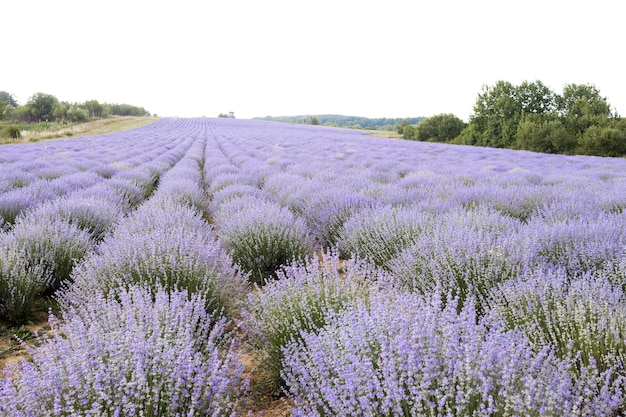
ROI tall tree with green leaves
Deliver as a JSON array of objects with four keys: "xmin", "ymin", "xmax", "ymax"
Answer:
[
  {"xmin": 462, "ymin": 81, "xmax": 521, "ymax": 148},
  {"xmin": 0, "ymin": 91, "xmax": 18, "ymax": 108},
  {"xmin": 27, "ymin": 92, "xmax": 59, "ymax": 121},
  {"xmin": 412, "ymin": 113, "xmax": 465, "ymax": 142},
  {"xmin": 557, "ymin": 83, "xmax": 613, "ymax": 137}
]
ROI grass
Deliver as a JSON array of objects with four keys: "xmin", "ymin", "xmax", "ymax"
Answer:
[
  {"xmin": 0, "ymin": 116, "xmax": 157, "ymax": 144},
  {"xmin": 365, "ymin": 129, "xmax": 402, "ymax": 139}
]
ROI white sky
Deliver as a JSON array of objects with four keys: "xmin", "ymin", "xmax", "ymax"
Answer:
[{"xmin": 2, "ymin": 0, "xmax": 624, "ymax": 121}]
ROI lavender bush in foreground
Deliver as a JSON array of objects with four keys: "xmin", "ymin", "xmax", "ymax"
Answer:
[
  {"xmin": 0, "ymin": 242, "xmax": 50, "ymax": 322},
  {"xmin": 282, "ymin": 292, "xmax": 624, "ymax": 416},
  {"xmin": 22, "ymin": 195, "xmax": 124, "ymax": 241},
  {"xmin": 0, "ymin": 285, "xmax": 246, "ymax": 416},
  {"xmin": 63, "ymin": 202, "xmax": 245, "ymax": 318},
  {"xmin": 242, "ymin": 251, "xmax": 379, "ymax": 394},
  {"xmin": 7, "ymin": 215, "xmax": 93, "ymax": 293},
  {"xmin": 215, "ymin": 196, "xmax": 316, "ymax": 284},
  {"xmin": 387, "ymin": 208, "xmax": 521, "ymax": 315},
  {"xmin": 487, "ymin": 269, "xmax": 626, "ymax": 376},
  {"xmin": 337, "ymin": 205, "xmax": 430, "ymax": 269}
]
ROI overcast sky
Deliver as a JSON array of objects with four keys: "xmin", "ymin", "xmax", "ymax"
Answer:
[{"xmin": 3, "ymin": 0, "xmax": 624, "ymax": 121}]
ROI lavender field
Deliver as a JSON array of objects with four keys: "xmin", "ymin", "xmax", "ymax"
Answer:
[{"xmin": 1, "ymin": 117, "xmax": 626, "ymax": 416}]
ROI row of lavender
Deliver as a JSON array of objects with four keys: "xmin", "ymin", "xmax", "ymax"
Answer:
[
  {"xmin": 1, "ymin": 117, "xmax": 626, "ymax": 415},
  {"xmin": 1, "ymin": 121, "xmax": 250, "ymax": 415}
]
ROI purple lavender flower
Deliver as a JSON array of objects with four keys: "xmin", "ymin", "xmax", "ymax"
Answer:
[
  {"xmin": 0, "ymin": 285, "xmax": 247, "ymax": 416},
  {"xmin": 21, "ymin": 195, "xmax": 124, "ymax": 241},
  {"xmin": 215, "ymin": 196, "xmax": 316, "ymax": 284},
  {"xmin": 487, "ymin": 268, "xmax": 626, "ymax": 376},
  {"xmin": 283, "ymin": 292, "xmax": 624, "ymax": 416},
  {"xmin": 0, "ymin": 242, "xmax": 50, "ymax": 322},
  {"xmin": 337, "ymin": 205, "xmax": 431, "ymax": 268},
  {"xmin": 6, "ymin": 215, "xmax": 93, "ymax": 293},
  {"xmin": 242, "ymin": 250, "xmax": 382, "ymax": 393},
  {"xmin": 387, "ymin": 207, "xmax": 522, "ymax": 315},
  {"xmin": 61, "ymin": 199, "xmax": 246, "ymax": 318}
]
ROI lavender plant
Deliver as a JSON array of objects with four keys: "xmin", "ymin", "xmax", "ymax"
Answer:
[
  {"xmin": 0, "ymin": 243, "xmax": 50, "ymax": 322},
  {"xmin": 387, "ymin": 208, "xmax": 521, "ymax": 315},
  {"xmin": 242, "ymin": 251, "xmax": 379, "ymax": 394},
  {"xmin": 0, "ymin": 181, "xmax": 58, "ymax": 224},
  {"xmin": 7, "ymin": 215, "xmax": 93, "ymax": 293},
  {"xmin": 63, "ymin": 201, "xmax": 246, "ymax": 318},
  {"xmin": 0, "ymin": 285, "xmax": 247, "ymax": 416},
  {"xmin": 215, "ymin": 196, "xmax": 316, "ymax": 284},
  {"xmin": 294, "ymin": 188, "xmax": 375, "ymax": 247},
  {"xmin": 22, "ymin": 195, "xmax": 124, "ymax": 241},
  {"xmin": 282, "ymin": 292, "xmax": 624, "ymax": 416},
  {"xmin": 521, "ymin": 214, "xmax": 626, "ymax": 276},
  {"xmin": 487, "ymin": 269, "xmax": 626, "ymax": 377},
  {"xmin": 337, "ymin": 205, "xmax": 430, "ymax": 268}
]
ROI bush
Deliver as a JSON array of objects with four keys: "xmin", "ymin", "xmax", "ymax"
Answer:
[
  {"xmin": 8, "ymin": 216, "xmax": 93, "ymax": 293},
  {"xmin": 242, "ymin": 251, "xmax": 379, "ymax": 394},
  {"xmin": 62, "ymin": 202, "xmax": 245, "ymax": 318},
  {"xmin": 0, "ymin": 243, "xmax": 50, "ymax": 323},
  {"xmin": 337, "ymin": 205, "xmax": 430, "ymax": 268},
  {"xmin": 282, "ymin": 292, "xmax": 624, "ymax": 416},
  {"xmin": 488, "ymin": 269, "xmax": 626, "ymax": 376},
  {"xmin": 1, "ymin": 125, "xmax": 21, "ymax": 140},
  {"xmin": 579, "ymin": 124, "xmax": 626, "ymax": 157},
  {"xmin": 387, "ymin": 208, "xmax": 521, "ymax": 315},
  {"xmin": 24, "ymin": 196, "xmax": 123, "ymax": 242},
  {"xmin": 0, "ymin": 285, "xmax": 247, "ymax": 416},
  {"xmin": 215, "ymin": 196, "xmax": 316, "ymax": 284}
]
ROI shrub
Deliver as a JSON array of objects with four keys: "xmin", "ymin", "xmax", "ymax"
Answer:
[
  {"xmin": 23, "ymin": 196, "xmax": 123, "ymax": 241},
  {"xmin": 152, "ymin": 177, "xmax": 208, "ymax": 213},
  {"xmin": 521, "ymin": 214, "xmax": 626, "ymax": 276},
  {"xmin": 0, "ymin": 285, "xmax": 247, "ymax": 416},
  {"xmin": 337, "ymin": 205, "xmax": 430, "ymax": 268},
  {"xmin": 282, "ymin": 292, "xmax": 624, "ymax": 417},
  {"xmin": 0, "ymin": 243, "xmax": 50, "ymax": 323},
  {"xmin": 7, "ymin": 216, "xmax": 93, "ymax": 293},
  {"xmin": 295, "ymin": 189, "xmax": 375, "ymax": 247},
  {"xmin": 387, "ymin": 208, "xmax": 521, "ymax": 315},
  {"xmin": 1, "ymin": 125, "xmax": 21, "ymax": 140},
  {"xmin": 242, "ymin": 251, "xmax": 379, "ymax": 394},
  {"xmin": 488, "ymin": 269, "xmax": 626, "ymax": 376},
  {"xmin": 62, "ymin": 202, "xmax": 246, "ymax": 318},
  {"xmin": 215, "ymin": 196, "xmax": 316, "ymax": 284},
  {"xmin": 0, "ymin": 181, "xmax": 58, "ymax": 224}
]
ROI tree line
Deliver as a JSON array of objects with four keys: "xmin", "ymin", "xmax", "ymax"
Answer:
[
  {"xmin": 0, "ymin": 91, "xmax": 150, "ymax": 123},
  {"xmin": 402, "ymin": 81, "xmax": 626, "ymax": 158},
  {"xmin": 256, "ymin": 114, "xmax": 423, "ymax": 130}
]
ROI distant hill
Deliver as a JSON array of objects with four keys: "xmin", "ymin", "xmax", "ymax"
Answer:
[{"xmin": 254, "ymin": 114, "xmax": 423, "ymax": 130}]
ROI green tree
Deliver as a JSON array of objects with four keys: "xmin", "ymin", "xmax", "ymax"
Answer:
[
  {"xmin": 0, "ymin": 91, "xmax": 18, "ymax": 121},
  {"xmin": 463, "ymin": 81, "xmax": 521, "ymax": 148},
  {"xmin": 308, "ymin": 116, "xmax": 320, "ymax": 125},
  {"xmin": 516, "ymin": 80, "xmax": 556, "ymax": 114},
  {"xmin": 66, "ymin": 106, "xmax": 89, "ymax": 122},
  {"xmin": 395, "ymin": 119, "xmax": 409, "ymax": 134},
  {"xmin": 27, "ymin": 92, "xmax": 59, "ymax": 121},
  {"xmin": 557, "ymin": 83, "xmax": 613, "ymax": 138},
  {"xmin": 402, "ymin": 124, "xmax": 416, "ymax": 140},
  {"xmin": 578, "ymin": 120, "xmax": 626, "ymax": 157},
  {"xmin": 516, "ymin": 118, "xmax": 574, "ymax": 154},
  {"xmin": 53, "ymin": 102, "xmax": 68, "ymax": 121},
  {"xmin": 0, "ymin": 91, "xmax": 18, "ymax": 107},
  {"xmin": 84, "ymin": 100, "xmax": 103, "ymax": 118},
  {"xmin": 414, "ymin": 113, "xmax": 465, "ymax": 142},
  {"xmin": 12, "ymin": 105, "xmax": 32, "ymax": 122}
]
